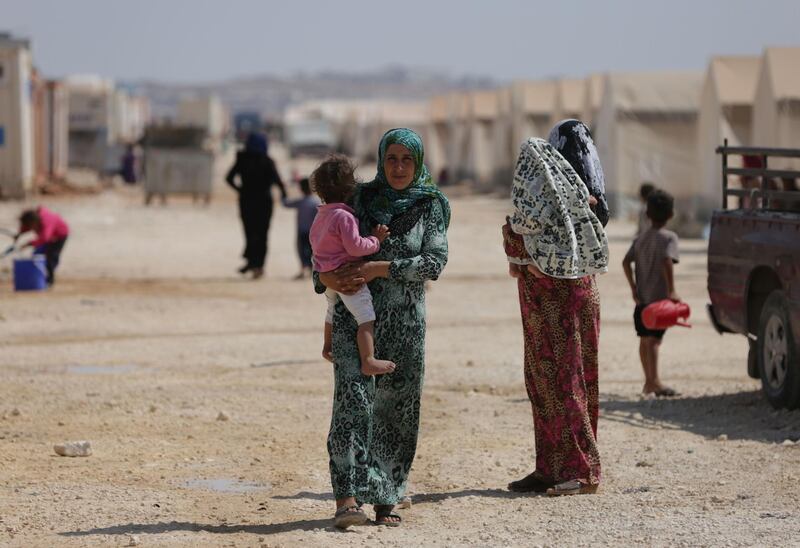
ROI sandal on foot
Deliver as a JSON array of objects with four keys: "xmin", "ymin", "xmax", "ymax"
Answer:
[
  {"xmin": 374, "ymin": 505, "xmax": 402, "ymax": 527},
  {"xmin": 334, "ymin": 504, "xmax": 368, "ymax": 529},
  {"xmin": 546, "ymin": 480, "xmax": 599, "ymax": 496},
  {"xmin": 508, "ymin": 470, "xmax": 554, "ymax": 493}
]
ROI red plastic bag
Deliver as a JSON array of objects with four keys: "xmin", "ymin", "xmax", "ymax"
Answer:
[{"xmin": 642, "ymin": 300, "xmax": 691, "ymax": 330}]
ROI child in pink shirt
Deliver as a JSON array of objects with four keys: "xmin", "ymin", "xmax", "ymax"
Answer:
[
  {"xmin": 309, "ymin": 155, "xmax": 395, "ymax": 376},
  {"xmin": 15, "ymin": 206, "xmax": 69, "ymax": 286}
]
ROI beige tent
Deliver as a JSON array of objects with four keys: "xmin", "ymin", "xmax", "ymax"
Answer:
[
  {"xmin": 465, "ymin": 90, "xmax": 499, "ymax": 187},
  {"xmin": 510, "ymin": 80, "xmax": 556, "ymax": 161},
  {"xmin": 427, "ymin": 92, "xmax": 471, "ymax": 183},
  {"xmin": 428, "ymin": 94, "xmax": 451, "ymax": 180},
  {"xmin": 594, "ymin": 71, "xmax": 702, "ymax": 221},
  {"xmin": 581, "ymin": 73, "xmax": 605, "ymax": 130},
  {"xmin": 697, "ymin": 56, "xmax": 760, "ymax": 213},
  {"xmin": 491, "ymin": 87, "xmax": 515, "ymax": 187},
  {"xmin": 551, "ymin": 78, "xmax": 586, "ymax": 127},
  {"xmin": 752, "ymin": 47, "xmax": 800, "ymax": 171}
]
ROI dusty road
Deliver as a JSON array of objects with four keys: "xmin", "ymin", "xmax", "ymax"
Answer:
[{"xmin": 1, "ymin": 185, "xmax": 798, "ymax": 547}]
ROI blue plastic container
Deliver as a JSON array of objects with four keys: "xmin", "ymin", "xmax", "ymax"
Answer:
[{"xmin": 13, "ymin": 255, "xmax": 48, "ymax": 291}]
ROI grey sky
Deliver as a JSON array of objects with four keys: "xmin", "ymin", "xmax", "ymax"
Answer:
[{"xmin": 3, "ymin": 0, "xmax": 799, "ymax": 83}]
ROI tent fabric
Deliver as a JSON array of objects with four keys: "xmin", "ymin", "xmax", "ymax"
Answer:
[
  {"xmin": 552, "ymin": 78, "xmax": 586, "ymax": 125},
  {"xmin": 698, "ymin": 56, "xmax": 759, "ymax": 210},
  {"xmin": 752, "ymin": 47, "xmax": 800, "ymax": 171},
  {"xmin": 594, "ymin": 71, "xmax": 702, "ymax": 219},
  {"xmin": 466, "ymin": 90, "xmax": 500, "ymax": 184},
  {"xmin": 582, "ymin": 73, "xmax": 605, "ymax": 129}
]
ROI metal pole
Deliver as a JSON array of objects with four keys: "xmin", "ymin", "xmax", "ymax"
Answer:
[
  {"xmin": 721, "ymin": 138, "xmax": 728, "ymax": 209},
  {"xmin": 761, "ymin": 153, "xmax": 768, "ymax": 210}
]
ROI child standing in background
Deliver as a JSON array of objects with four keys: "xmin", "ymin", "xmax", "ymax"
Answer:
[
  {"xmin": 622, "ymin": 189, "xmax": 680, "ymax": 397},
  {"xmin": 15, "ymin": 206, "xmax": 70, "ymax": 286},
  {"xmin": 282, "ymin": 178, "xmax": 320, "ymax": 280}
]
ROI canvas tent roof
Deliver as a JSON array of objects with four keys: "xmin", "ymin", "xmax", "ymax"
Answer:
[
  {"xmin": 764, "ymin": 47, "xmax": 800, "ymax": 101},
  {"xmin": 470, "ymin": 90, "xmax": 499, "ymax": 120},
  {"xmin": 603, "ymin": 71, "xmax": 702, "ymax": 114},
  {"xmin": 708, "ymin": 56, "xmax": 760, "ymax": 106},
  {"xmin": 512, "ymin": 81, "xmax": 556, "ymax": 115},
  {"xmin": 582, "ymin": 73, "xmax": 605, "ymax": 125},
  {"xmin": 555, "ymin": 78, "xmax": 585, "ymax": 116}
]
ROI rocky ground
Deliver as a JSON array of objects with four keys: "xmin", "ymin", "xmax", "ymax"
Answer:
[{"xmin": 1, "ymin": 184, "xmax": 798, "ymax": 547}]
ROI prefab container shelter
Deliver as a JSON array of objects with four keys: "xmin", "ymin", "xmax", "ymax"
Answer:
[
  {"xmin": 594, "ymin": 71, "xmax": 702, "ymax": 221},
  {"xmin": 697, "ymin": 56, "xmax": 759, "ymax": 213},
  {"xmin": 0, "ymin": 33, "xmax": 33, "ymax": 199},
  {"xmin": 752, "ymin": 47, "xmax": 800, "ymax": 171},
  {"xmin": 32, "ymin": 74, "xmax": 69, "ymax": 182},
  {"xmin": 66, "ymin": 76, "xmax": 116, "ymax": 173}
]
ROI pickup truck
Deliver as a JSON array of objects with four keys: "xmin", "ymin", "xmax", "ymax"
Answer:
[{"xmin": 707, "ymin": 144, "xmax": 800, "ymax": 409}]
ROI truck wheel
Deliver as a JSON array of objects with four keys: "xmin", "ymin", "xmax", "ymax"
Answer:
[
  {"xmin": 757, "ymin": 290, "xmax": 800, "ymax": 409},
  {"xmin": 747, "ymin": 339, "xmax": 759, "ymax": 379}
]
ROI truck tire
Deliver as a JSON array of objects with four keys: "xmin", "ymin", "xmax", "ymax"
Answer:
[
  {"xmin": 757, "ymin": 290, "xmax": 800, "ymax": 409},
  {"xmin": 747, "ymin": 339, "xmax": 759, "ymax": 379}
]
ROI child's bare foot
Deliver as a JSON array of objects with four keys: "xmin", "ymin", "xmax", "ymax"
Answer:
[
  {"xmin": 322, "ymin": 346, "xmax": 333, "ymax": 363},
  {"xmin": 361, "ymin": 357, "xmax": 395, "ymax": 376}
]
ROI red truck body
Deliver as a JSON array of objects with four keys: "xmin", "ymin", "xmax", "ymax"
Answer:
[{"xmin": 707, "ymin": 144, "xmax": 800, "ymax": 408}]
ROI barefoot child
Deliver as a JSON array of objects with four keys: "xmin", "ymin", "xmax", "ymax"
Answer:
[
  {"xmin": 309, "ymin": 155, "xmax": 396, "ymax": 376},
  {"xmin": 622, "ymin": 189, "xmax": 680, "ymax": 397}
]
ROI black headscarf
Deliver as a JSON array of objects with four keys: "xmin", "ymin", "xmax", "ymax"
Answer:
[{"xmin": 547, "ymin": 119, "xmax": 609, "ymax": 226}]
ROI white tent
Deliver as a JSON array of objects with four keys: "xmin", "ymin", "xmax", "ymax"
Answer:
[
  {"xmin": 581, "ymin": 73, "xmax": 605, "ymax": 131},
  {"xmin": 551, "ymin": 78, "xmax": 586, "ymax": 127},
  {"xmin": 697, "ymin": 56, "xmax": 759, "ymax": 213},
  {"xmin": 752, "ymin": 47, "xmax": 800, "ymax": 171},
  {"xmin": 594, "ymin": 71, "xmax": 702, "ymax": 221}
]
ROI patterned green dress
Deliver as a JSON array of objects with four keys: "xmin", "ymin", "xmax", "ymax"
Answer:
[{"xmin": 316, "ymin": 186, "xmax": 449, "ymax": 504}]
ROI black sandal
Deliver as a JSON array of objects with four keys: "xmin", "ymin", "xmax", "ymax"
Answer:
[
  {"xmin": 334, "ymin": 504, "xmax": 368, "ymax": 529},
  {"xmin": 508, "ymin": 470, "xmax": 554, "ymax": 493},
  {"xmin": 374, "ymin": 505, "xmax": 402, "ymax": 527}
]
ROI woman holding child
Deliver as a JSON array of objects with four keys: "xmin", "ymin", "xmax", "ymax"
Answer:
[
  {"xmin": 314, "ymin": 128, "xmax": 449, "ymax": 527},
  {"xmin": 504, "ymin": 120, "xmax": 609, "ymax": 496}
]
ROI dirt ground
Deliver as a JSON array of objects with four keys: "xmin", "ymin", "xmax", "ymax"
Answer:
[{"xmin": 1, "ymin": 183, "xmax": 798, "ymax": 547}]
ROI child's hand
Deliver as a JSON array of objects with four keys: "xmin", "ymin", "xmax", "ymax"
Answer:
[
  {"xmin": 372, "ymin": 224, "xmax": 390, "ymax": 243},
  {"xmin": 508, "ymin": 263, "xmax": 523, "ymax": 279}
]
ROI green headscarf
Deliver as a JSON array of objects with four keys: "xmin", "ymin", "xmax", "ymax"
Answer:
[{"xmin": 354, "ymin": 128, "xmax": 451, "ymax": 228}]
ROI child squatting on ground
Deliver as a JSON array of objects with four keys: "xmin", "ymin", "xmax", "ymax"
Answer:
[
  {"xmin": 308, "ymin": 155, "xmax": 396, "ymax": 376},
  {"xmin": 15, "ymin": 206, "xmax": 70, "ymax": 286},
  {"xmin": 622, "ymin": 189, "xmax": 680, "ymax": 397}
]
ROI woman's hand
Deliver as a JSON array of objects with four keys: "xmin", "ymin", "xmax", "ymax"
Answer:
[
  {"xmin": 362, "ymin": 261, "xmax": 390, "ymax": 283},
  {"xmin": 508, "ymin": 263, "xmax": 524, "ymax": 279},
  {"xmin": 319, "ymin": 263, "xmax": 366, "ymax": 295},
  {"xmin": 526, "ymin": 263, "xmax": 546, "ymax": 279},
  {"xmin": 588, "ymin": 195, "xmax": 598, "ymax": 207}
]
